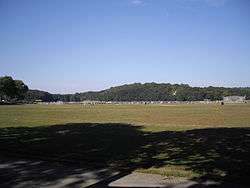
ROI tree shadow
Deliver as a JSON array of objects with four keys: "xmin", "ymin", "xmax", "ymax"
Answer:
[
  {"xmin": 143, "ymin": 128, "xmax": 250, "ymax": 187},
  {"xmin": 0, "ymin": 123, "xmax": 250, "ymax": 187}
]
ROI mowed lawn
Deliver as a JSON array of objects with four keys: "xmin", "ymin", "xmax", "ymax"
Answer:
[
  {"xmin": 1, "ymin": 103, "xmax": 250, "ymax": 130},
  {"xmin": 0, "ymin": 103, "xmax": 250, "ymax": 184}
]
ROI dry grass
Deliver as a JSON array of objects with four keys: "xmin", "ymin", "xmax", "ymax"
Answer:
[{"xmin": 0, "ymin": 103, "xmax": 250, "ymax": 131}]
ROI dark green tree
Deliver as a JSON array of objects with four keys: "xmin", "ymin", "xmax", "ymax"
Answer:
[
  {"xmin": 0, "ymin": 76, "xmax": 17, "ymax": 100},
  {"xmin": 0, "ymin": 76, "xmax": 29, "ymax": 102},
  {"xmin": 15, "ymin": 80, "xmax": 29, "ymax": 99}
]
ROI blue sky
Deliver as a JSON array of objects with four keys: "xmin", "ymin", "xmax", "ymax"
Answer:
[{"xmin": 0, "ymin": 0, "xmax": 250, "ymax": 93}]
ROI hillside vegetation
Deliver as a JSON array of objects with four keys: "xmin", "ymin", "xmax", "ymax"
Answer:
[
  {"xmin": 26, "ymin": 83, "xmax": 250, "ymax": 102},
  {"xmin": 1, "ymin": 76, "xmax": 250, "ymax": 102}
]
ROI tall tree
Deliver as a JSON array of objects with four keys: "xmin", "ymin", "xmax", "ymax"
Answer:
[
  {"xmin": 0, "ymin": 76, "xmax": 17, "ymax": 100},
  {"xmin": 15, "ymin": 80, "xmax": 29, "ymax": 99},
  {"xmin": 0, "ymin": 76, "xmax": 29, "ymax": 101}
]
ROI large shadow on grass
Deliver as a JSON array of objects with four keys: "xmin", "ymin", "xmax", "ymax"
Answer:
[{"xmin": 0, "ymin": 123, "xmax": 250, "ymax": 187}]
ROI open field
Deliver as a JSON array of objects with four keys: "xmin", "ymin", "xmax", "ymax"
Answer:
[
  {"xmin": 1, "ymin": 103, "xmax": 250, "ymax": 130},
  {"xmin": 0, "ymin": 103, "xmax": 250, "ymax": 185}
]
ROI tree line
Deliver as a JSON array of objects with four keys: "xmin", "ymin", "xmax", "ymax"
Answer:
[
  {"xmin": 23, "ymin": 83, "xmax": 250, "ymax": 102},
  {"xmin": 1, "ymin": 76, "xmax": 250, "ymax": 103}
]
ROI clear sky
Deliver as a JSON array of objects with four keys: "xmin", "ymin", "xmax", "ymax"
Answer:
[{"xmin": 0, "ymin": 0, "xmax": 250, "ymax": 93}]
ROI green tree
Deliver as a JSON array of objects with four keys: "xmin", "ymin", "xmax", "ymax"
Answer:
[
  {"xmin": 0, "ymin": 76, "xmax": 17, "ymax": 100},
  {"xmin": 0, "ymin": 76, "xmax": 29, "ymax": 102},
  {"xmin": 15, "ymin": 80, "xmax": 29, "ymax": 99}
]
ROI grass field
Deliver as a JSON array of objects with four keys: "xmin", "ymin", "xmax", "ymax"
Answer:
[
  {"xmin": 0, "ymin": 103, "xmax": 250, "ymax": 185},
  {"xmin": 1, "ymin": 103, "xmax": 250, "ymax": 130}
]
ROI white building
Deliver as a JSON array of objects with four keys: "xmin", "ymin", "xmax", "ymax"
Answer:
[{"xmin": 223, "ymin": 96, "xmax": 246, "ymax": 103}]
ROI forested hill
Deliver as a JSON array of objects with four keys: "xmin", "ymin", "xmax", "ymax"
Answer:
[
  {"xmin": 25, "ymin": 83, "xmax": 250, "ymax": 102},
  {"xmin": 2, "ymin": 76, "xmax": 249, "ymax": 103}
]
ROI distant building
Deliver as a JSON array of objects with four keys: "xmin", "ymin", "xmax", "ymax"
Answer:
[
  {"xmin": 223, "ymin": 96, "xmax": 246, "ymax": 103},
  {"xmin": 34, "ymin": 99, "xmax": 43, "ymax": 104}
]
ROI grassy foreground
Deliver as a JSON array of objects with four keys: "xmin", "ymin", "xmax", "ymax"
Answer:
[{"xmin": 0, "ymin": 103, "xmax": 250, "ymax": 184}]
